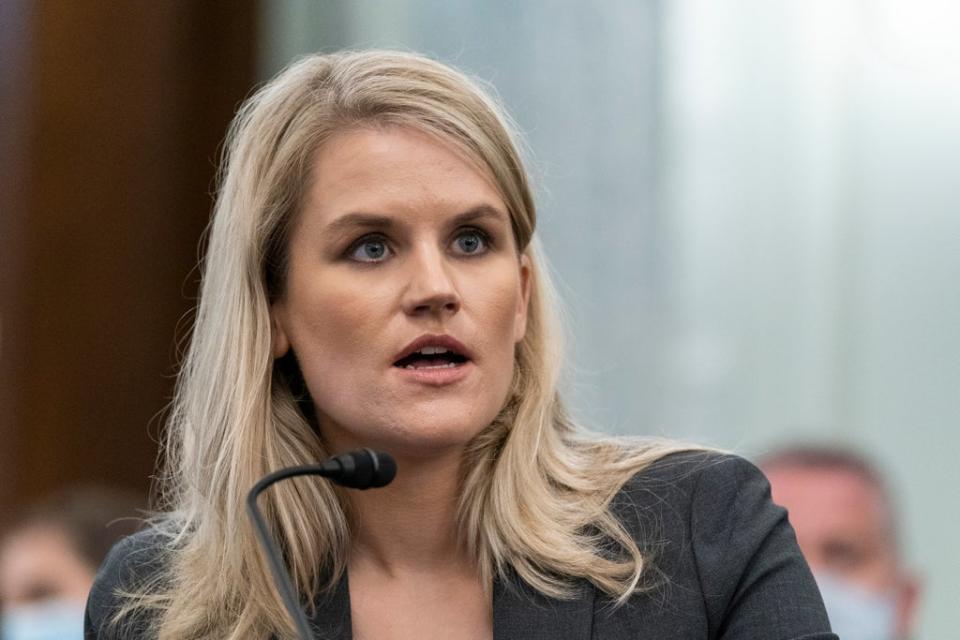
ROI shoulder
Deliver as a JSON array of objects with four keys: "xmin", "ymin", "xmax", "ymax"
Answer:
[
  {"xmin": 610, "ymin": 450, "xmax": 766, "ymax": 534},
  {"xmin": 612, "ymin": 449, "xmax": 792, "ymax": 582},
  {"xmin": 618, "ymin": 449, "xmax": 762, "ymax": 494},
  {"xmin": 85, "ymin": 527, "xmax": 170, "ymax": 639},
  {"xmin": 604, "ymin": 450, "xmax": 836, "ymax": 639}
]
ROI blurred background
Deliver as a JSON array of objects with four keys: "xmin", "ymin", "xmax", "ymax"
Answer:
[{"xmin": 2, "ymin": 0, "xmax": 957, "ymax": 636}]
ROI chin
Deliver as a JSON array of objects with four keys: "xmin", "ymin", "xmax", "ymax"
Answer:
[
  {"xmin": 314, "ymin": 385, "xmax": 509, "ymax": 458},
  {"xmin": 324, "ymin": 407, "xmax": 494, "ymax": 460},
  {"xmin": 374, "ymin": 416, "xmax": 491, "ymax": 459}
]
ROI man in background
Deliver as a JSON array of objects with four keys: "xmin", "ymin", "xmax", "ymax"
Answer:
[
  {"xmin": 761, "ymin": 446, "xmax": 921, "ymax": 640},
  {"xmin": 0, "ymin": 486, "xmax": 143, "ymax": 640}
]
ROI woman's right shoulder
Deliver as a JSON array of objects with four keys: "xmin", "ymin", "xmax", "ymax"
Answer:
[{"xmin": 85, "ymin": 527, "xmax": 171, "ymax": 639}]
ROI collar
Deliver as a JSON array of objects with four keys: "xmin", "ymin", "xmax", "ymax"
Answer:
[{"xmin": 308, "ymin": 569, "xmax": 596, "ymax": 639}]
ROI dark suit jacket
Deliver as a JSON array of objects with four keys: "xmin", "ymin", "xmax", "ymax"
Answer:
[{"xmin": 85, "ymin": 453, "xmax": 837, "ymax": 639}]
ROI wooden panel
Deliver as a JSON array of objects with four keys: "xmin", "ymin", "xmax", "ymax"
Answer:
[
  {"xmin": 0, "ymin": 1, "xmax": 257, "ymax": 519},
  {"xmin": 0, "ymin": 0, "xmax": 34, "ymax": 515}
]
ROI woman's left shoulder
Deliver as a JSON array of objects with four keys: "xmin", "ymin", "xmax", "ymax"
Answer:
[
  {"xmin": 605, "ymin": 450, "xmax": 837, "ymax": 639},
  {"xmin": 612, "ymin": 449, "xmax": 796, "ymax": 578},
  {"xmin": 618, "ymin": 449, "xmax": 763, "ymax": 494},
  {"xmin": 611, "ymin": 450, "xmax": 768, "ymax": 525},
  {"xmin": 611, "ymin": 450, "xmax": 777, "ymax": 521}
]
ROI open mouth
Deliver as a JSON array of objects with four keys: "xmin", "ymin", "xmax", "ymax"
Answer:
[{"xmin": 393, "ymin": 346, "xmax": 469, "ymax": 370}]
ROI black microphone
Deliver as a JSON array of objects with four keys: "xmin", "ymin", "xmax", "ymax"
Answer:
[
  {"xmin": 318, "ymin": 449, "xmax": 397, "ymax": 489},
  {"xmin": 246, "ymin": 450, "xmax": 396, "ymax": 639}
]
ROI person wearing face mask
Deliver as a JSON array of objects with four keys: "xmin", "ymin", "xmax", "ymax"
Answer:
[
  {"xmin": 761, "ymin": 446, "xmax": 922, "ymax": 640},
  {"xmin": 0, "ymin": 487, "xmax": 142, "ymax": 640}
]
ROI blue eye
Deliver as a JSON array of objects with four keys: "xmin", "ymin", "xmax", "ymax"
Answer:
[
  {"xmin": 453, "ymin": 229, "xmax": 489, "ymax": 255},
  {"xmin": 349, "ymin": 237, "xmax": 391, "ymax": 263}
]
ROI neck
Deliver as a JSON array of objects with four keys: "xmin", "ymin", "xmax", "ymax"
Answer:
[{"xmin": 344, "ymin": 448, "xmax": 473, "ymax": 576}]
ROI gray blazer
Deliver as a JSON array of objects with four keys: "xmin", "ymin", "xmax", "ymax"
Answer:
[{"xmin": 86, "ymin": 453, "xmax": 837, "ymax": 639}]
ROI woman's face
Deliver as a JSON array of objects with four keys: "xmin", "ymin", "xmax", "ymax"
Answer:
[{"xmin": 271, "ymin": 125, "xmax": 530, "ymax": 459}]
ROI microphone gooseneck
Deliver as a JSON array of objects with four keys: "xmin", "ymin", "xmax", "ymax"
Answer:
[{"xmin": 246, "ymin": 449, "xmax": 396, "ymax": 640}]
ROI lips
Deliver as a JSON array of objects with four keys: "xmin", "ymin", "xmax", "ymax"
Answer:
[{"xmin": 393, "ymin": 334, "xmax": 473, "ymax": 369}]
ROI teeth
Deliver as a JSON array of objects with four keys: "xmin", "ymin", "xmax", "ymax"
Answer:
[
  {"xmin": 405, "ymin": 362, "xmax": 458, "ymax": 370},
  {"xmin": 418, "ymin": 346, "xmax": 450, "ymax": 355}
]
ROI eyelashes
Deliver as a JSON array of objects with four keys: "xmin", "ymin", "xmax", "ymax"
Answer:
[{"xmin": 344, "ymin": 227, "xmax": 494, "ymax": 264}]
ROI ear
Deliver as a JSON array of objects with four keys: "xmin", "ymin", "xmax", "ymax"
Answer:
[
  {"xmin": 270, "ymin": 302, "xmax": 291, "ymax": 359},
  {"xmin": 894, "ymin": 572, "xmax": 922, "ymax": 638},
  {"xmin": 513, "ymin": 253, "xmax": 532, "ymax": 343}
]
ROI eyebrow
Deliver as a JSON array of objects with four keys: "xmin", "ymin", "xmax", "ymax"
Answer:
[{"xmin": 323, "ymin": 204, "xmax": 508, "ymax": 235}]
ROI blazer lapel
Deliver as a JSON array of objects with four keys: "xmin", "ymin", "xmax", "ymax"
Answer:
[
  {"xmin": 308, "ymin": 571, "xmax": 353, "ymax": 640},
  {"xmin": 493, "ymin": 571, "xmax": 595, "ymax": 640},
  {"xmin": 307, "ymin": 568, "xmax": 596, "ymax": 640}
]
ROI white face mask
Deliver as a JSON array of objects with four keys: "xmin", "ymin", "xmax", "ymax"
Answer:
[
  {"xmin": 815, "ymin": 572, "xmax": 898, "ymax": 640},
  {"xmin": 0, "ymin": 599, "xmax": 86, "ymax": 640}
]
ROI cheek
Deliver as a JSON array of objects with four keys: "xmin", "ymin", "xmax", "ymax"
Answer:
[
  {"xmin": 290, "ymin": 281, "xmax": 378, "ymax": 344},
  {"xmin": 286, "ymin": 280, "xmax": 389, "ymax": 367},
  {"xmin": 467, "ymin": 271, "xmax": 525, "ymax": 383},
  {"xmin": 478, "ymin": 275, "xmax": 524, "ymax": 342},
  {"xmin": 282, "ymin": 279, "xmax": 399, "ymax": 430}
]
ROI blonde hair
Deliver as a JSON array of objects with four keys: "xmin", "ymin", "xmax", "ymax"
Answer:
[{"xmin": 121, "ymin": 50, "xmax": 696, "ymax": 639}]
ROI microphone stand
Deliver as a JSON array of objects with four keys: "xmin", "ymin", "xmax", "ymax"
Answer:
[{"xmin": 246, "ymin": 451, "xmax": 395, "ymax": 640}]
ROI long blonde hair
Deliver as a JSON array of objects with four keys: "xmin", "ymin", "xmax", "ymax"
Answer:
[{"xmin": 122, "ymin": 50, "xmax": 695, "ymax": 639}]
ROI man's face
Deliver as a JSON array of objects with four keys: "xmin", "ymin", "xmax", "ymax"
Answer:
[
  {"xmin": 0, "ymin": 525, "xmax": 94, "ymax": 609},
  {"xmin": 766, "ymin": 465, "xmax": 896, "ymax": 589},
  {"xmin": 765, "ymin": 464, "xmax": 920, "ymax": 637}
]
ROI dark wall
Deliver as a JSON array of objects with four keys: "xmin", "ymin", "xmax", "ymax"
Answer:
[{"xmin": 0, "ymin": 1, "xmax": 258, "ymax": 518}]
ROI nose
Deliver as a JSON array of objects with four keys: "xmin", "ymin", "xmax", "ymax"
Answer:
[{"xmin": 401, "ymin": 244, "xmax": 461, "ymax": 318}]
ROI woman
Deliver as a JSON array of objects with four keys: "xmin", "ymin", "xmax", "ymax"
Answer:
[{"xmin": 85, "ymin": 50, "xmax": 835, "ymax": 639}]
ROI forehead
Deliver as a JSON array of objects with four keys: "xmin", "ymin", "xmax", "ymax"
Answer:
[
  {"xmin": 766, "ymin": 465, "xmax": 890, "ymax": 539},
  {"xmin": 303, "ymin": 125, "xmax": 505, "ymax": 224}
]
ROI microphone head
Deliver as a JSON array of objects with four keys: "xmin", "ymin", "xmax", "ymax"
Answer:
[
  {"xmin": 369, "ymin": 450, "xmax": 397, "ymax": 488},
  {"xmin": 332, "ymin": 449, "xmax": 396, "ymax": 490}
]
